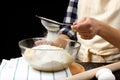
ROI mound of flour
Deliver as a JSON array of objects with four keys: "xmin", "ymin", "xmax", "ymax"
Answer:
[{"xmin": 23, "ymin": 45, "xmax": 74, "ymax": 71}]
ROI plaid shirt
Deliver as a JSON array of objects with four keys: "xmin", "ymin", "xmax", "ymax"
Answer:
[{"xmin": 58, "ymin": 0, "xmax": 78, "ymax": 41}]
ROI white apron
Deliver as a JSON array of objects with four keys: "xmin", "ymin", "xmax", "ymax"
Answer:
[{"xmin": 76, "ymin": 0, "xmax": 120, "ymax": 62}]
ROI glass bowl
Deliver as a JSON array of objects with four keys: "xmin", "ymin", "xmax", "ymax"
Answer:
[{"xmin": 18, "ymin": 37, "xmax": 81, "ymax": 72}]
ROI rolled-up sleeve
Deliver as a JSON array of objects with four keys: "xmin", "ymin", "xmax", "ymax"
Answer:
[{"xmin": 58, "ymin": 0, "xmax": 78, "ymax": 41}]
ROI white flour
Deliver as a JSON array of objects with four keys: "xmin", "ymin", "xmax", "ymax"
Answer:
[
  {"xmin": 23, "ymin": 45, "xmax": 74, "ymax": 71},
  {"xmin": 46, "ymin": 31, "xmax": 59, "ymax": 41},
  {"xmin": 41, "ymin": 19, "xmax": 60, "ymax": 41}
]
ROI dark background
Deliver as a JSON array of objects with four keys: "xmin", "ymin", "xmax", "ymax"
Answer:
[{"xmin": 2, "ymin": 0, "xmax": 69, "ymax": 61}]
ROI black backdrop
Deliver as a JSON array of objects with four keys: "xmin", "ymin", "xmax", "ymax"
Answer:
[{"xmin": 4, "ymin": 0, "xmax": 69, "ymax": 60}]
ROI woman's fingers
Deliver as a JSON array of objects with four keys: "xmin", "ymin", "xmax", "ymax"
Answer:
[
  {"xmin": 71, "ymin": 17, "xmax": 99, "ymax": 39},
  {"xmin": 34, "ymin": 38, "xmax": 49, "ymax": 46}
]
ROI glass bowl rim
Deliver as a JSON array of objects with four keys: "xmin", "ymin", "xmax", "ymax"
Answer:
[{"xmin": 18, "ymin": 37, "xmax": 81, "ymax": 50}]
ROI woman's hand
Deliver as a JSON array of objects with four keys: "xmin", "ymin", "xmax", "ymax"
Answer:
[
  {"xmin": 71, "ymin": 17, "xmax": 120, "ymax": 48},
  {"xmin": 34, "ymin": 34, "xmax": 69, "ymax": 48},
  {"xmin": 71, "ymin": 17, "xmax": 102, "ymax": 39},
  {"xmin": 34, "ymin": 38, "xmax": 47, "ymax": 46}
]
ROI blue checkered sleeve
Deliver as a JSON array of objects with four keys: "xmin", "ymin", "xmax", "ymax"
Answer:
[{"xmin": 58, "ymin": 0, "xmax": 78, "ymax": 41}]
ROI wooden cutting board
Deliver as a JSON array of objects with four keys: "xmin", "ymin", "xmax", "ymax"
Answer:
[{"xmin": 69, "ymin": 62, "xmax": 85, "ymax": 75}]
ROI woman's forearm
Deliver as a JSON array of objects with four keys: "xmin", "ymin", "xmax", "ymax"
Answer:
[{"xmin": 98, "ymin": 23, "xmax": 120, "ymax": 48}]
